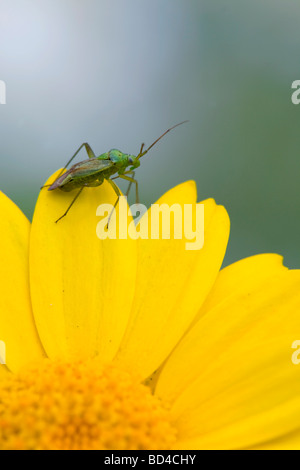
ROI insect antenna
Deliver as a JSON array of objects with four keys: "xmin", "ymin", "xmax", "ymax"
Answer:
[{"xmin": 137, "ymin": 120, "xmax": 189, "ymax": 160}]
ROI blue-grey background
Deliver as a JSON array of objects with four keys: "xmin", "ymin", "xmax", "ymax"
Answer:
[{"xmin": 0, "ymin": 0, "xmax": 299, "ymax": 268}]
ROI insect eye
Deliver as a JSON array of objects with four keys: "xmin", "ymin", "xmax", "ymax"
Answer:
[{"xmin": 129, "ymin": 157, "xmax": 133, "ymax": 164}]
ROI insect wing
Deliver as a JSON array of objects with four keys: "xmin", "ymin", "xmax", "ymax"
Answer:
[
  {"xmin": 49, "ymin": 158, "xmax": 114, "ymax": 190},
  {"xmin": 70, "ymin": 158, "xmax": 114, "ymax": 177}
]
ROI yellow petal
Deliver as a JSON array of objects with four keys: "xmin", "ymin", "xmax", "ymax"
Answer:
[
  {"xmin": 156, "ymin": 254, "xmax": 290, "ymax": 403},
  {"xmin": 116, "ymin": 181, "xmax": 230, "ymax": 379},
  {"xmin": 251, "ymin": 429, "xmax": 300, "ymax": 450},
  {"xmin": 191, "ymin": 253, "xmax": 288, "ymax": 326},
  {"xmin": 156, "ymin": 266, "xmax": 300, "ymax": 449},
  {"xmin": 0, "ymin": 365, "xmax": 9, "ymax": 379},
  {"xmin": 0, "ymin": 191, "xmax": 45, "ymax": 372},
  {"xmin": 153, "ymin": 254, "xmax": 287, "ymax": 390},
  {"xmin": 30, "ymin": 172, "xmax": 137, "ymax": 361}
]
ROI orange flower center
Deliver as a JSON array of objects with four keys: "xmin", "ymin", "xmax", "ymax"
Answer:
[{"xmin": 0, "ymin": 359, "xmax": 177, "ymax": 450}]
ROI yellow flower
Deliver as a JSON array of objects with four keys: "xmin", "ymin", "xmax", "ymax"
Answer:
[{"xmin": 0, "ymin": 172, "xmax": 300, "ymax": 450}]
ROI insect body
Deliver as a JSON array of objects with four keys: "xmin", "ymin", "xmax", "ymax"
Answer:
[{"xmin": 45, "ymin": 121, "xmax": 188, "ymax": 223}]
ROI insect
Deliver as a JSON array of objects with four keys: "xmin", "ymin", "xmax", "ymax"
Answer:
[{"xmin": 43, "ymin": 121, "xmax": 188, "ymax": 223}]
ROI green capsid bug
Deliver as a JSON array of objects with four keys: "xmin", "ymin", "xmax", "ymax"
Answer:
[{"xmin": 43, "ymin": 121, "xmax": 188, "ymax": 223}]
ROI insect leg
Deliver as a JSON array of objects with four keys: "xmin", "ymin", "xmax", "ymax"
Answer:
[
  {"xmin": 111, "ymin": 170, "xmax": 138, "ymax": 200},
  {"xmin": 64, "ymin": 143, "xmax": 96, "ymax": 169},
  {"xmin": 55, "ymin": 187, "xmax": 84, "ymax": 224},
  {"xmin": 124, "ymin": 172, "xmax": 134, "ymax": 198},
  {"xmin": 106, "ymin": 179, "xmax": 122, "ymax": 228},
  {"xmin": 117, "ymin": 174, "xmax": 139, "ymax": 204}
]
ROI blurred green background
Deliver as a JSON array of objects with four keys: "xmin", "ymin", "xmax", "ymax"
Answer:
[{"xmin": 0, "ymin": 0, "xmax": 299, "ymax": 268}]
